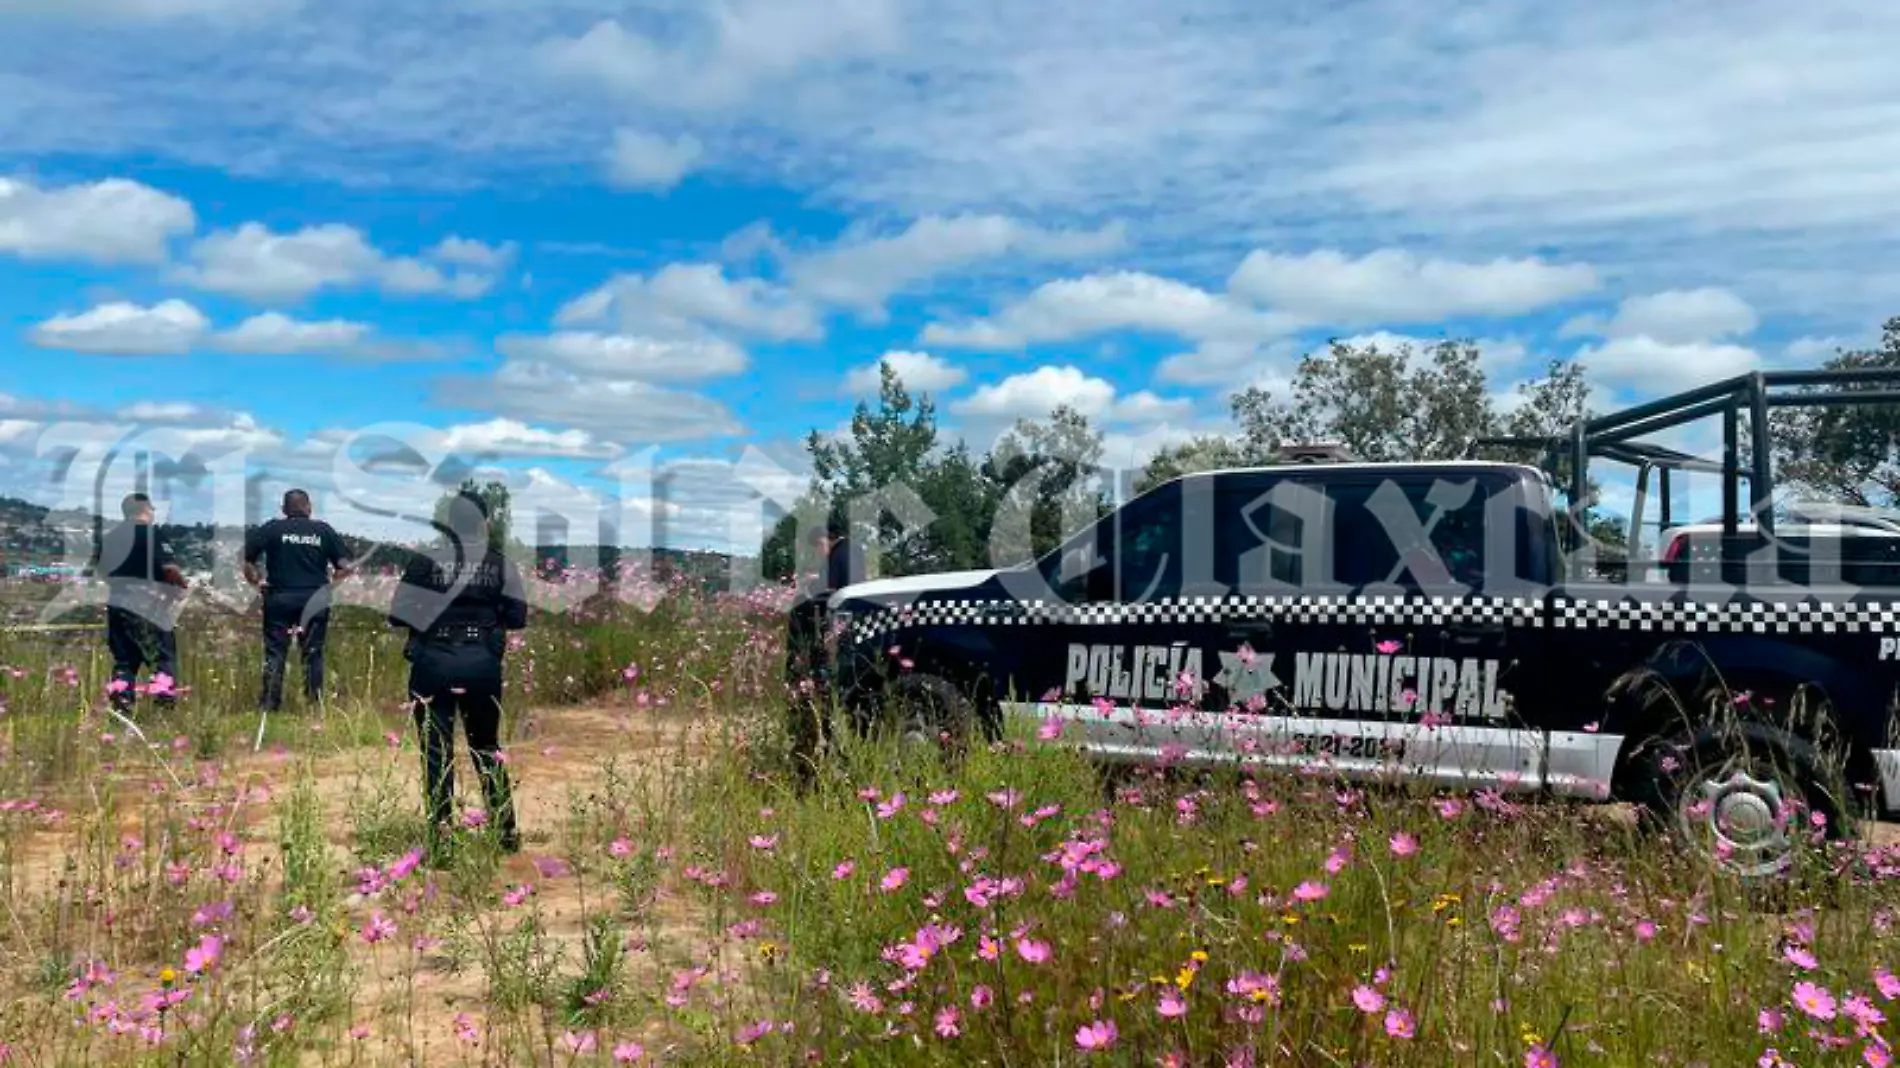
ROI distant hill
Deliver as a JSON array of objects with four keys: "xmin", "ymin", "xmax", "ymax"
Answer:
[{"xmin": 0, "ymin": 495, "xmax": 759, "ymax": 588}]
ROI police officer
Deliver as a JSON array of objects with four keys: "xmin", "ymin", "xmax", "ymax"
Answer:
[
  {"xmin": 783, "ymin": 516, "xmax": 864, "ymax": 782},
  {"xmin": 100, "ymin": 492, "xmax": 189, "ymax": 714},
  {"xmin": 388, "ymin": 491, "xmax": 529, "ymax": 858},
  {"xmin": 243, "ymin": 489, "xmax": 353, "ymax": 713}
]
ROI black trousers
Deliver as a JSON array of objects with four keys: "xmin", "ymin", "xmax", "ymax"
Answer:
[
  {"xmin": 408, "ymin": 639, "xmax": 515, "ymax": 838},
  {"xmin": 260, "ymin": 588, "xmax": 330, "ymax": 711},
  {"xmin": 784, "ymin": 597, "xmax": 835, "ymax": 780},
  {"xmin": 106, "ymin": 605, "xmax": 177, "ymax": 710}
]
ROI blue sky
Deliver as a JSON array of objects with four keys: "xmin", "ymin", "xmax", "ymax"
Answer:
[{"xmin": 1, "ymin": 0, "xmax": 1896, "ymax": 553}]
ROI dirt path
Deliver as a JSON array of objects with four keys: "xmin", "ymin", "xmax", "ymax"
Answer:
[{"xmin": 3, "ymin": 697, "xmax": 735, "ymax": 1065}]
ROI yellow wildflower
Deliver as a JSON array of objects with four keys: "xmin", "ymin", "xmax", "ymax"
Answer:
[
  {"xmin": 1190, "ymin": 950, "xmax": 1209, "ymax": 964},
  {"xmin": 159, "ymin": 968, "xmax": 177, "ymax": 986}
]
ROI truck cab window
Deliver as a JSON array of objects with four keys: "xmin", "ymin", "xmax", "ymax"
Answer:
[{"xmin": 1326, "ymin": 477, "xmax": 1492, "ymax": 589}]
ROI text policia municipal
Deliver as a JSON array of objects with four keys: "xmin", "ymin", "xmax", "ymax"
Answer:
[{"xmin": 1064, "ymin": 643, "xmax": 1511, "ymax": 723}]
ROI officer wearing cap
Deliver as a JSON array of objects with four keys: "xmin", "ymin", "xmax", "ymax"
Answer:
[
  {"xmin": 388, "ymin": 490, "xmax": 529, "ymax": 858},
  {"xmin": 99, "ymin": 492, "xmax": 189, "ymax": 713},
  {"xmin": 243, "ymin": 489, "xmax": 353, "ymax": 713}
]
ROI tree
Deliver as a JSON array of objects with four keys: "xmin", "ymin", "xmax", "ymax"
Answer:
[
  {"xmin": 1230, "ymin": 338, "xmax": 1496, "ymax": 462},
  {"xmin": 1771, "ymin": 318, "xmax": 1900, "ymax": 508},
  {"xmin": 435, "ymin": 478, "xmax": 513, "ymax": 554},
  {"xmin": 981, "ymin": 405, "xmax": 1111, "ymax": 564},
  {"xmin": 1136, "ymin": 435, "xmax": 1258, "ymax": 495},
  {"xmin": 762, "ymin": 359, "xmax": 1118, "ymax": 581}
]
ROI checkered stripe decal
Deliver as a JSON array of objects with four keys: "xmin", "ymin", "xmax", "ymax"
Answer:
[
  {"xmin": 844, "ymin": 593, "xmax": 1544, "ymax": 644},
  {"xmin": 1549, "ymin": 597, "xmax": 1900, "ymax": 634},
  {"xmin": 842, "ymin": 592, "xmax": 1900, "ymax": 645}
]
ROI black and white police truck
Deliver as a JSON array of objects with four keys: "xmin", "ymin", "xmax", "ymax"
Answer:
[{"xmin": 802, "ymin": 370, "xmax": 1900, "ymax": 874}]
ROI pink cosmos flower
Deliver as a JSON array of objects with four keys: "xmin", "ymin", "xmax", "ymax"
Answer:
[
  {"xmin": 1385, "ymin": 1007, "xmax": 1415, "ymax": 1038},
  {"xmin": 880, "ymin": 867, "xmax": 909, "ymax": 892},
  {"xmin": 1075, "ymin": 1020, "xmax": 1117, "ymax": 1051},
  {"xmin": 362, "ymin": 912, "xmax": 397, "ymax": 944},
  {"xmin": 1758, "ymin": 1007, "xmax": 1784, "ymax": 1033},
  {"xmin": 1292, "ymin": 881, "xmax": 1328, "ymax": 903},
  {"xmin": 1157, "ymin": 989, "xmax": 1187, "ymax": 1018},
  {"xmin": 970, "ymin": 985, "xmax": 993, "ymax": 1011},
  {"xmin": 1351, "ymin": 985, "xmax": 1385, "ymax": 1014},
  {"xmin": 613, "ymin": 1042, "xmax": 645, "ymax": 1064},
  {"xmin": 1794, "ymin": 980, "xmax": 1839, "ymax": 1021},
  {"xmin": 832, "ymin": 861, "xmax": 856, "ymax": 880},
  {"xmin": 1389, "ymin": 832, "xmax": 1418, "ymax": 857},
  {"xmin": 609, "ymin": 837, "xmax": 633, "ymax": 858},
  {"xmin": 1016, "ymin": 938, "xmax": 1051, "ymax": 964},
  {"xmin": 1037, "ymin": 718, "xmax": 1065, "ymax": 741},
  {"xmin": 934, "ymin": 1006, "xmax": 961, "ymax": 1038},
  {"xmin": 184, "ymin": 934, "xmax": 222, "ymax": 974},
  {"xmin": 1877, "ymin": 967, "xmax": 1900, "ymax": 1000},
  {"xmin": 1524, "ymin": 1045, "xmax": 1557, "ymax": 1068}
]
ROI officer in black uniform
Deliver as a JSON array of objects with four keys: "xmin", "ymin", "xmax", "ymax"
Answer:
[
  {"xmin": 388, "ymin": 491, "xmax": 529, "ymax": 857},
  {"xmin": 99, "ymin": 492, "xmax": 189, "ymax": 714},
  {"xmin": 783, "ymin": 517, "xmax": 864, "ymax": 782},
  {"xmin": 243, "ymin": 489, "xmax": 353, "ymax": 713}
]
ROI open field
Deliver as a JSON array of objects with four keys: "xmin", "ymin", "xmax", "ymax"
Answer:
[{"xmin": 1, "ymin": 577, "xmax": 1898, "ymax": 1066}]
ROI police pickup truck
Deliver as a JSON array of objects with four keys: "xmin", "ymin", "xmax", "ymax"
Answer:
[{"xmin": 813, "ymin": 458, "xmax": 1900, "ymax": 876}]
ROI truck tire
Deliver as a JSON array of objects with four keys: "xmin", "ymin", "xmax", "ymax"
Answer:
[
  {"xmin": 1634, "ymin": 716, "xmax": 1849, "ymax": 882},
  {"xmin": 883, "ymin": 673, "xmax": 977, "ymax": 764}
]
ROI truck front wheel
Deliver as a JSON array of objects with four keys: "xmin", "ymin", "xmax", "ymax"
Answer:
[{"xmin": 882, "ymin": 673, "xmax": 977, "ymax": 764}]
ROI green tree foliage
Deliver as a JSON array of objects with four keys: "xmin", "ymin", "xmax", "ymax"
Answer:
[
  {"xmin": 1771, "ymin": 318, "xmax": 1900, "ymax": 508},
  {"xmin": 771, "ymin": 325, "xmax": 1900, "ymax": 584},
  {"xmin": 1228, "ymin": 338, "xmax": 1495, "ymax": 462},
  {"xmin": 434, "ymin": 478, "xmax": 513, "ymax": 554},
  {"xmin": 760, "ymin": 361, "xmax": 1111, "ymax": 582}
]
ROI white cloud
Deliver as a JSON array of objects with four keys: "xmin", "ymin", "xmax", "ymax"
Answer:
[
  {"xmin": 1226, "ymin": 248, "xmax": 1599, "ymax": 325},
  {"xmin": 556, "ymin": 262, "xmax": 820, "ymax": 341},
  {"xmin": 434, "ymin": 360, "xmax": 745, "ymax": 445},
  {"xmin": 1784, "ymin": 335, "xmax": 1854, "ymax": 362},
  {"xmin": 174, "ymin": 222, "xmax": 497, "ymax": 303},
  {"xmin": 607, "ymin": 128, "xmax": 703, "ymax": 191},
  {"xmin": 434, "ymin": 418, "xmax": 617, "ymax": 460},
  {"xmin": 27, "ymin": 299, "xmax": 208, "ymax": 355},
  {"xmin": 116, "ymin": 400, "xmax": 208, "ymax": 422},
  {"xmin": 950, "ymin": 365, "xmax": 1194, "ymax": 427},
  {"xmin": 1572, "ymin": 336, "xmax": 1762, "ymax": 395},
  {"xmin": 786, "ymin": 214, "xmax": 1127, "ymax": 313},
  {"xmin": 541, "ymin": 0, "xmax": 901, "ymax": 112},
  {"xmin": 924, "ymin": 271, "xmax": 1300, "ymax": 350},
  {"xmin": 495, "ymin": 331, "xmax": 748, "ymax": 381},
  {"xmin": 428, "ymin": 235, "xmax": 517, "ymax": 270},
  {"xmin": 842, "ymin": 350, "xmax": 966, "ymax": 395},
  {"xmin": 1560, "ymin": 287, "xmax": 1759, "ymax": 343},
  {"xmin": 0, "ymin": 176, "xmax": 194, "ymax": 264},
  {"xmin": 215, "ymin": 312, "xmax": 370, "ymax": 355},
  {"xmin": 2, "ymin": 0, "xmax": 298, "ymax": 19}
]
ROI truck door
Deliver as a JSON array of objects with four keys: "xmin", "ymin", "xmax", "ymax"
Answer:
[
  {"xmin": 1023, "ymin": 475, "xmax": 1230, "ymax": 760},
  {"xmin": 1215, "ymin": 469, "xmax": 1552, "ymax": 792}
]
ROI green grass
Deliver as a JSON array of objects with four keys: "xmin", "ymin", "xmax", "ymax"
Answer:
[{"xmin": 0, "ymin": 576, "xmax": 1895, "ymax": 1066}]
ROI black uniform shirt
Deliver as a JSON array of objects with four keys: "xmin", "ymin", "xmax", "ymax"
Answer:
[
  {"xmin": 245, "ymin": 516, "xmax": 350, "ymax": 590},
  {"xmin": 389, "ymin": 547, "xmax": 529, "ymax": 635},
  {"xmin": 100, "ymin": 521, "xmax": 178, "ymax": 609}
]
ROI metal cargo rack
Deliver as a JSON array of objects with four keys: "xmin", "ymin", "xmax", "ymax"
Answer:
[{"xmin": 1468, "ymin": 367, "xmax": 1900, "ymax": 558}]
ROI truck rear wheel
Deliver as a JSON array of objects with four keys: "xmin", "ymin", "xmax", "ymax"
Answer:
[{"xmin": 1641, "ymin": 719, "xmax": 1849, "ymax": 881}]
